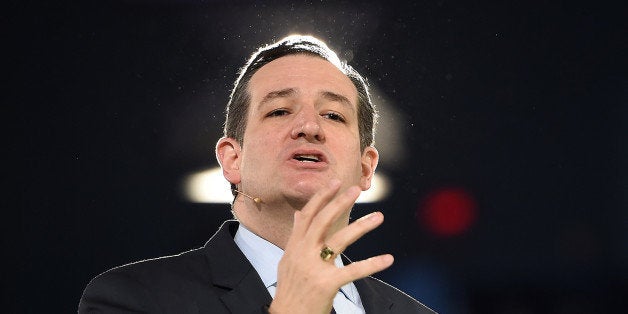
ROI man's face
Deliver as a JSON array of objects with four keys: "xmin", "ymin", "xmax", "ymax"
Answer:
[{"xmin": 223, "ymin": 54, "xmax": 378, "ymax": 205}]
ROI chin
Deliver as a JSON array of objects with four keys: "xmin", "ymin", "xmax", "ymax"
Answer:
[{"xmin": 285, "ymin": 180, "xmax": 324, "ymax": 200}]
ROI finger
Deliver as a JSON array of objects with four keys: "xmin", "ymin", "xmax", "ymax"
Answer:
[
  {"xmin": 307, "ymin": 185, "xmax": 361, "ymax": 240},
  {"xmin": 337, "ymin": 254, "xmax": 394, "ymax": 285},
  {"xmin": 292, "ymin": 179, "xmax": 341, "ymax": 239},
  {"xmin": 326, "ymin": 211, "xmax": 384, "ymax": 255}
]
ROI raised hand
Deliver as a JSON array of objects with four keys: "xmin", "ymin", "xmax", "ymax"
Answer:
[{"xmin": 268, "ymin": 180, "xmax": 394, "ymax": 314}]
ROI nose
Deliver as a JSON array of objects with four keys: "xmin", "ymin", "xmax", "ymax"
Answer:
[{"xmin": 290, "ymin": 110, "xmax": 325, "ymax": 142}]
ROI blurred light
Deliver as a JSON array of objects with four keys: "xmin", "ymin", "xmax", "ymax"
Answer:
[
  {"xmin": 183, "ymin": 167, "xmax": 391, "ymax": 203},
  {"xmin": 370, "ymin": 87, "xmax": 408, "ymax": 170},
  {"xmin": 419, "ymin": 187, "xmax": 477, "ymax": 237},
  {"xmin": 357, "ymin": 171, "xmax": 391, "ymax": 203},
  {"xmin": 184, "ymin": 167, "xmax": 232, "ymax": 203}
]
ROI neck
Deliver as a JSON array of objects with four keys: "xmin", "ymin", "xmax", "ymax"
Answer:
[
  {"xmin": 232, "ymin": 196, "xmax": 350, "ymax": 249},
  {"xmin": 232, "ymin": 197, "xmax": 297, "ymax": 249}
]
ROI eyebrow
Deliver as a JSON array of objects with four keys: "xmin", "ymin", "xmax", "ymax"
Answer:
[
  {"xmin": 320, "ymin": 91, "xmax": 354, "ymax": 112},
  {"xmin": 259, "ymin": 88, "xmax": 297, "ymax": 106},
  {"xmin": 259, "ymin": 88, "xmax": 355, "ymax": 112}
]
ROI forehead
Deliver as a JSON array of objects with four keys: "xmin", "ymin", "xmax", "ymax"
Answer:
[{"xmin": 247, "ymin": 54, "xmax": 358, "ymax": 106}]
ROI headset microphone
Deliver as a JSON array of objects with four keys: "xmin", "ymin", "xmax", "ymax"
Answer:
[{"xmin": 234, "ymin": 189, "xmax": 262, "ymax": 205}]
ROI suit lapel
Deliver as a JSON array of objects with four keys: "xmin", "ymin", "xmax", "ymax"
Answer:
[
  {"xmin": 354, "ymin": 277, "xmax": 394, "ymax": 313},
  {"xmin": 203, "ymin": 220, "xmax": 272, "ymax": 313},
  {"xmin": 340, "ymin": 255, "xmax": 394, "ymax": 313}
]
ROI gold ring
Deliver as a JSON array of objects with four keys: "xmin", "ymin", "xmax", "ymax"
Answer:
[{"xmin": 320, "ymin": 246, "xmax": 335, "ymax": 261}]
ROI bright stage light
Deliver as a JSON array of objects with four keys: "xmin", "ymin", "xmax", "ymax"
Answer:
[
  {"xmin": 184, "ymin": 167, "xmax": 232, "ymax": 203},
  {"xmin": 183, "ymin": 167, "xmax": 391, "ymax": 204},
  {"xmin": 356, "ymin": 171, "xmax": 391, "ymax": 203}
]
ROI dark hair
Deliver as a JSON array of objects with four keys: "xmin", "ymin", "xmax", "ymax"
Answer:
[{"xmin": 223, "ymin": 35, "xmax": 378, "ymax": 197}]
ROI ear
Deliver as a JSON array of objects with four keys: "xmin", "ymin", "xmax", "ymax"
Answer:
[
  {"xmin": 359, "ymin": 146, "xmax": 379, "ymax": 190},
  {"xmin": 216, "ymin": 137, "xmax": 242, "ymax": 185}
]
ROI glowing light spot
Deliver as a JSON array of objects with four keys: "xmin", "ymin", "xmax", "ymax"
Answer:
[
  {"xmin": 184, "ymin": 167, "xmax": 232, "ymax": 203},
  {"xmin": 419, "ymin": 187, "xmax": 477, "ymax": 237},
  {"xmin": 183, "ymin": 167, "xmax": 391, "ymax": 204},
  {"xmin": 356, "ymin": 172, "xmax": 391, "ymax": 203}
]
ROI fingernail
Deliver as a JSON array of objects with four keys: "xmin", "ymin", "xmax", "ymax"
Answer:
[
  {"xmin": 359, "ymin": 212, "xmax": 382, "ymax": 223},
  {"xmin": 383, "ymin": 254, "xmax": 394, "ymax": 264},
  {"xmin": 369, "ymin": 211, "xmax": 382, "ymax": 221}
]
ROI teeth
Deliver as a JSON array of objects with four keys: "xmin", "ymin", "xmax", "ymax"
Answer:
[{"xmin": 295, "ymin": 154, "xmax": 320, "ymax": 162}]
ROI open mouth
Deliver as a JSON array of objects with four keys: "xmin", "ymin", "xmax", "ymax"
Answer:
[{"xmin": 293, "ymin": 154, "xmax": 322, "ymax": 163}]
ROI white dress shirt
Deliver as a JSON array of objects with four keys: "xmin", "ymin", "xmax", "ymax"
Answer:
[{"xmin": 234, "ymin": 223, "xmax": 365, "ymax": 313}]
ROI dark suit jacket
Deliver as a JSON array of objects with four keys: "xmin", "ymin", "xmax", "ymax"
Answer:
[{"xmin": 79, "ymin": 220, "xmax": 436, "ymax": 313}]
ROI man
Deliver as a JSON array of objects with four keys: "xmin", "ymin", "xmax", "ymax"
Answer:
[{"xmin": 79, "ymin": 35, "xmax": 435, "ymax": 313}]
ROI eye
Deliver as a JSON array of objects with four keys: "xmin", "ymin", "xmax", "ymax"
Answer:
[
  {"xmin": 322, "ymin": 112, "xmax": 346, "ymax": 123},
  {"xmin": 266, "ymin": 108, "xmax": 290, "ymax": 117}
]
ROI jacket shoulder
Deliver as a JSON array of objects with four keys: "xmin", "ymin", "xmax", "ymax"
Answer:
[{"xmin": 78, "ymin": 248, "xmax": 220, "ymax": 313}]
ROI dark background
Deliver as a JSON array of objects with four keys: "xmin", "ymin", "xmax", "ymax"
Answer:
[{"xmin": 8, "ymin": 1, "xmax": 627, "ymax": 313}]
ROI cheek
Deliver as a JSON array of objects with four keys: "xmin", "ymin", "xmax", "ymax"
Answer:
[
  {"xmin": 241, "ymin": 138, "xmax": 280, "ymax": 167},
  {"xmin": 336, "ymin": 146, "xmax": 364, "ymax": 171}
]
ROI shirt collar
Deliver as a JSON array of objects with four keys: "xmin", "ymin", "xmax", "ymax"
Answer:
[
  {"xmin": 234, "ymin": 223, "xmax": 283, "ymax": 289},
  {"xmin": 234, "ymin": 223, "xmax": 360, "ymax": 304}
]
